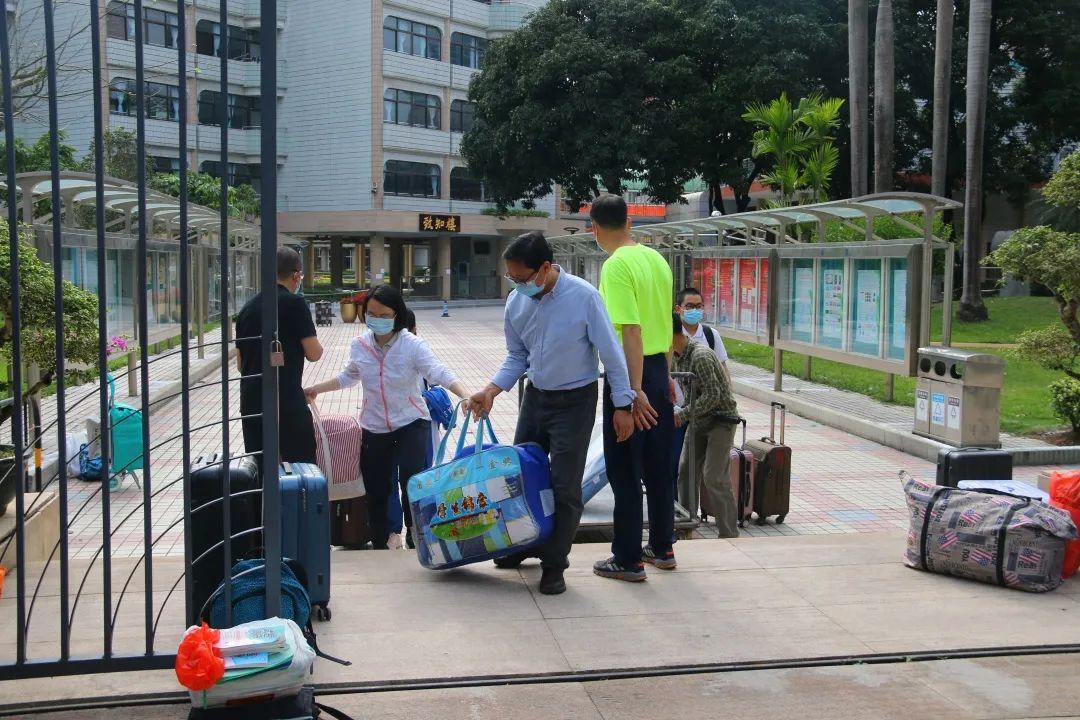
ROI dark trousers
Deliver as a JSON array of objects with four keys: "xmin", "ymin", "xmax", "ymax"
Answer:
[
  {"xmin": 603, "ymin": 353, "xmax": 675, "ymax": 567},
  {"xmin": 514, "ymin": 382, "xmax": 598, "ymax": 571},
  {"xmin": 242, "ymin": 405, "xmax": 318, "ymax": 474},
  {"xmin": 360, "ymin": 419, "xmax": 430, "ymax": 549}
]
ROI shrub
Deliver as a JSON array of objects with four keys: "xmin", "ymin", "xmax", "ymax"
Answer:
[{"xmin": 1050, "ymin": 378, "xmax": 1080, "ymax": 433}]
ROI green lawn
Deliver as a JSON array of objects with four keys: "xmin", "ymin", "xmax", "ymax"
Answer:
[
  {"xmin": 726, "ymin": 295, "xmax": 1065, "ymax": 436},
  {"xmin": 930, "ymin": 295, "xmax": 1059, "ymax": 344}
]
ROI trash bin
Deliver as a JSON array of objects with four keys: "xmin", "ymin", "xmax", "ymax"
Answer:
[{"xmin": 914, "ymin": 347, "xmax": 1005, "ymax": 448}]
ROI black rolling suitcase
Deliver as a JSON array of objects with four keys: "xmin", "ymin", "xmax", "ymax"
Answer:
[
  {"xmin": 935, "ymin": 447, "xmax": 1012, "ymax": 488},
  {"xmin": 189, "ymin": 453, "xmax": 262, "ymax": 621}
]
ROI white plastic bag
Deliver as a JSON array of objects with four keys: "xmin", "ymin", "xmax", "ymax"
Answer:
[
  {"xmin": 188, "ymin": 618, "xmax": 315, "ymax": 709},
  {"xmin": 65, "ymin": 431, "xmax": 87, "ymax": 478}
]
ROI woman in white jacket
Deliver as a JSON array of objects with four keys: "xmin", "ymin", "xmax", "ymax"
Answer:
[{"xmin": 304, "ymin": 285, "xmax": 471, "ymax": 550}]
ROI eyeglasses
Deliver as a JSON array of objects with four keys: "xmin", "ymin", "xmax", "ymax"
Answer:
[
  {"xmin": 682, "ymin": 302, "xmax": 704, "ymax": 310},
  {"xmin": 504, "ymin": 268, "xmax": 539, "ymax": 285}
]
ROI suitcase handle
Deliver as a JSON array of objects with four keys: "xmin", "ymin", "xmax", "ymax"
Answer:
[{"xmin": 770, "ymin": 402, "xmax": 785, "ymax": 445}]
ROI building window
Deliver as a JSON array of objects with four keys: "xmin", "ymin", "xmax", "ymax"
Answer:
[
  {"xmin": 383, "ymin": 16, "xmax": 441, "ymax": 61},
  {"xmin": 106, "ymin": 2, "xmax": 179, "ymax": 48},
  {"xmin": 195, "ymin": 20, "xmax": 261, "ymax": 62},
  {"xmin": 384, "ymin": 160, "xmax": 441, "ymax": 198},
  {"xmin": 450, "ymin": 100, "xmax": 475, "ymax": 133},
  {"xmin": 383, "ymin": 88, "xmax": 441, "ymax": 130},
  {"xmin": 152, "ymin": 156, "xmax": 180, "ymax": 174},
  {"xmin": 198, "ymin": 91, "xmax": 261, "ymax": 129},
  {"xmin": 110, "ymin": 78, "xmax": 181, "ymax": 121},
  {"xmin": 450, "ymin": 32, "xmax": 487, "ymax": 69},
  {"xmin": 450, "ymin": 167, "xmax": 485, "ymax": 202},
  {"xmin": 200, "ymin": 161, "xmax": 261, "ymax": 193}
]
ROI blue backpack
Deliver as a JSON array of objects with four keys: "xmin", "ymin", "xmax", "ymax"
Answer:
[
  {"xmin": 207, "ymin": 558, "xmax": 311, "ymax": 628},
  {"xmin": 205, "ymin": 558, "xmax": 351, "ymax": 666}
]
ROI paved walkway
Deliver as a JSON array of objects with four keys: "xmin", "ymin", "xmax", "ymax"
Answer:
[
  {"xmin": 3, "ymin": 533, "xmax": 1078, "ymax": 717},
  {"xmin": 18, "ymin": 305, "xmax": 1076, "ymax": 561},
  {"xmin": 14, "ymin": 654, "xmax": 1080, "ymax": 720}
]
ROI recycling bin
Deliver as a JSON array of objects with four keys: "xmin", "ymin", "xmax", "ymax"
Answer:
[{"xmin": 914, "ymin": 347, "xmax": 1004, "ymax": 448}]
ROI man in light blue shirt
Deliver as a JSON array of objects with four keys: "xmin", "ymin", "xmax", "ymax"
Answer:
[{"xmin": 469, "ymin": 232, "xmax": 634, "ymax": 595}]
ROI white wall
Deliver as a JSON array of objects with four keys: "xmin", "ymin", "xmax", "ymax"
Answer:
[{"xmin": 278, "ymin": 0, "xmax": 373, "ymax": 212}]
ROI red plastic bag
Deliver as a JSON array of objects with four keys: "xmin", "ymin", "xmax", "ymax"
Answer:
[
  {"xmin": 1050, "ymin": 470, "xmax": 1080, "ymax": 579},
  {"xmin": 175, "ymin": 622, "xmax": 224, "ymax": 691}
]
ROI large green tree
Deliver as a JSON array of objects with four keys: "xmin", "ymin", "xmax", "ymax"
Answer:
[{"xmin": 462, "ymin": 0, "xmax": 848, "ymax": 213}]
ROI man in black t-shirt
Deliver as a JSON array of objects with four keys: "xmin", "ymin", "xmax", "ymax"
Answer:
[{"xmin": 235, "ymin": 246, "xmax": 324, "ymax": 467}]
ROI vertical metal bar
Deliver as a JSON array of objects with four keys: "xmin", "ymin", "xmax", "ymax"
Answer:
[
  {"xmin": 42, "ymin": 0, "xmax": 70, "ymax": 661},
  {"xmin": 177, "ymin": 0, "xmax": 195, "ymax": 627},
  {"xmin": 260, "ymin": 0, "xmax": 282, "ymax": 617},
  {"xmin": 218, "ymin": 0, "xmax": 233, "ymax": 627},
  {"xmin": 0, "ymin": 0, "xmax": 27, "ymax": 667},
  {"xmin": 133, "ymin": 0, "xmax": 155, "ymax": 653},
  {"xmin": 920, "ymin": 211, "xmax": 933, "ymax": 348},
  {"xmin": 942, "ymin": 242, "xmax": 955, "ymax": 348},
  {"xmin": 88, "ymin": 0, "xmax": 114, "ymax": 659}
]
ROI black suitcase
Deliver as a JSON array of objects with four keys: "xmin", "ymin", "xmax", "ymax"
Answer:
[
  {"xmin": 189, "ymin": 453, "xmax": 262, "ymax": 621},
  {"xmin": 935, "ymin": 447, "xmax": 1012, "ymax": 488}
]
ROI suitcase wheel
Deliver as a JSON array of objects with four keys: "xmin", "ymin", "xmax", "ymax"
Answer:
[
  {"xmin": 314, "ymin": 603, "xmax": 331, "ymax": 622},
  {"xmin": 754, "ymin": 515, "xmax": 768, "ymax": 526},
  {"xmin": 775, "ymin": 514, "xmax": 786, "ymax": 524}
]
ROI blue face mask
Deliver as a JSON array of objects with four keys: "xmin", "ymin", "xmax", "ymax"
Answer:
[
  {"xmin": 682, "ymin": 309, "xmax": 704, "ymax": 325},
  {"xmin": 513, "ymin": 279, "xmax": 544, "ymax": 298},
  {"xmin": 367, "ymin": 316, "xmax": 395, "ymax": 335}
]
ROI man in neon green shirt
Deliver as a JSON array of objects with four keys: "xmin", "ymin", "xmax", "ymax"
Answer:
[{"xmin": 591, "ymin": 195, "xmax": 677, "ymax": 582}]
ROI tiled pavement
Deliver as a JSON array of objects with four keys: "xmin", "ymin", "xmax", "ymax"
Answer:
[{"xmin": 27, "ymin": 305, "xmax": 1077, "ymax": 560}]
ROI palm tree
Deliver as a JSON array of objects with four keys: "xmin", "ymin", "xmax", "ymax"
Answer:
[
  {"xmin": 873, "ymin": 0, "xmax": 895, "ymax": 193},
  {"xmin": 848, "ymin": 0, "xmax": 869, "ymax": 196},
  {"xmin": 960, "ymin": 0, "xmax": 992, "ymax": 321},
  {"xmin": 930, "ymin": 0, "xmax": 954, "ymax": 198},
  {"xmin": 743, "ymin": 93, "xmax": 844, "ymax": 206}
]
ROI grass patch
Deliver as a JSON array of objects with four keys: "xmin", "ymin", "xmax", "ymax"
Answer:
[
  {"xmin": 726, "ymin": 343, "xmax": 1060, "ymax": 437},
  {"xmin": 930, "ymin": 295, "xmax": 1059, "ymax": 344},
  {"xmin": 725, "ymin": 295, "xmax": 1067, "ymax": 436}
]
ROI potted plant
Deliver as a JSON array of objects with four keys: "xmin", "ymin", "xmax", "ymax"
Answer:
[
  {"xmin": 339, "ymin": 295, "xmax": 357, "ymax": 323},
  {"xmin": 1, "ymin": 226, "xmax": 100, "ymax": 514}
]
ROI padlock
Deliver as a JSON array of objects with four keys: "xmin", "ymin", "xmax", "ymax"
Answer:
[{"xmin": 269, "ymin": 339, "xmax": 284, "ymax": 367}]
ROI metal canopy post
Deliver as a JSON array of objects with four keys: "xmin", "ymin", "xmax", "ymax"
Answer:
[
  {"xmin": 942, "ymin": 242, "xmax": 955, "ymax": 348},
  {"xmin": 920, "ymin": 209, "xmax": 934, "ymax": 348}
]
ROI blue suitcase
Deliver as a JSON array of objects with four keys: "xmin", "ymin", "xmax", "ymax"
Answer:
[
  {"xmin": 279, "ymin": 462, "xmax": 332, "ymax": 621},
  {"xmin": 407, "ymin": 405, "xmax": 554, "ymax": 570}
]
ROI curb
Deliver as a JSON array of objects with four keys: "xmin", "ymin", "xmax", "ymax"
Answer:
[{"xmin": 731, "ymin": 378, "xmax": 1080, "ymax": 467}]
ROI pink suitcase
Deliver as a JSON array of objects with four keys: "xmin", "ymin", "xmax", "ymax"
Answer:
[
  {"xmin": 312, "ymin": 404, "xmax": 365, "ymax": 501},
  {"xmin": 700, "ymin": 417, "xmax": 753, "ymax": 528}
]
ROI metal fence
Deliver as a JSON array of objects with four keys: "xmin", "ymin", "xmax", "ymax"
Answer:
[{"xmin": 0, "ymin": 0, "xmax": 281, "ymax": 679}]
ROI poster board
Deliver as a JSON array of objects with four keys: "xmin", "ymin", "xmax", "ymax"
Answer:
[
  {"xmin": 849, "ymin": 259, "xmax": 883, "ymax": 357},
  {"xmin": 717, "ymin": 259, "xmax": 736, "ymax": 328},
  {"xmin": 886, "ymin": 257, "xmax": 908, "ymax": 361},
  {"xmin": 756, "ymin": 258, "xmax": 770, "ymax": 333},
  {"xmin": 817, "ymin": 259, "xmax": 845, "ymax": 350},
  {"xmin": 737, "ymin": 260, "xmax": 758, "ymax": 332}
]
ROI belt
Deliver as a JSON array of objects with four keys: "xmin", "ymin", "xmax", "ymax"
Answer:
[{"xmin": 527, "ymin": 380, "xmax": 598, "ymax": 396}]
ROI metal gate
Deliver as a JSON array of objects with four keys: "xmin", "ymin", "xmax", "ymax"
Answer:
[{"xmin": 0, "ymin": 0, "xmax": 282, "ymax": 679}]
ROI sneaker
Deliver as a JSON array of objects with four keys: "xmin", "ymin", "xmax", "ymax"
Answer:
[
  {"xmin": 493, "ymin": 551, "xmax": 530, "ymax": 569},
  {"xmin": 592, "ymin": 557, "xmax": 647, "ymax": 582},
  {"xmin": 642, "ymin": 545, "xmax": 677, "ymax": 570},
  {"xmin": 538, "ymin": 568, "xmax": 566, "ymax": 595}
]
